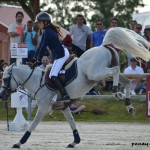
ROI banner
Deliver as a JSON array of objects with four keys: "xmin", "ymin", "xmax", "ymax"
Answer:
[
  {"xmin": 11, "ymin": 43, "xmax": 28, "ymax": 58},
  {"xmin": 11, "ymin": 89, "xmax": 28, "ymax": 108}
]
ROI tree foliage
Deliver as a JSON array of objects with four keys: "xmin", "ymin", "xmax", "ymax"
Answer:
[{"xmin": 0, "ymin": 0, "xmax": 144, "ymax": 30}]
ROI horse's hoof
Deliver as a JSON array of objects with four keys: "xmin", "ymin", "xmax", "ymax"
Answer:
[
  {"xmin": 113, "ymin": 92, "xmax": 124, "ymax": 100},
  {"xmin": 67, "ymin": 144, "xmax": 74, "ymax": 148},
  {"xmin": 129, "ymin": 107, "xmax": 136, "ymax": 116},
  {"xmin": 12, "ymin": 144, "xmax": 20, "ymax": 148}
]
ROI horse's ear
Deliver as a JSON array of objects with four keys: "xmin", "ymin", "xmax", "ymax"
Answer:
[{"xmin": 11, "ymin": 63, "xmax": 16, "ymax": 67}]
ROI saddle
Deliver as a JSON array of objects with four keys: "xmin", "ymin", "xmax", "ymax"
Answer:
[{"xmin": 45, "ymin": 54, "xmax": 77, "ymax": 90}]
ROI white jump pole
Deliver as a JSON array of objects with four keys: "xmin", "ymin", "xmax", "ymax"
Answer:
[{"xmin": 9, "ymin": 43, "xmax": 29, "ymax": 131}]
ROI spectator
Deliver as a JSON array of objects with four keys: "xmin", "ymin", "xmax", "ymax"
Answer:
[
  {"xmin": 107, "ymin": 18, "xmax": 119, "ymax": 54},
  {"xmin": 38, "ymin": 55, "xmax": 52, "ymax": 71},
  {"xmin": 143, "ymin": 25, "xmax": 150, "ymax": 72},
  {"xmin": 143, "ymin": 25, "xmax": 150, "ymax": 42},
  {"xmin": 126, "ymin": 20, "xmax": 138, "ymax": 66},
  {"xmin": 91, "ymin": 20, "xmax": 106, "ymax": 47},
  {"xmin": 21, "ymin": 20, "xmax": 38, "ymax": 64},
  {"xmin": 8, "ymin": 11, "xmax": 25, "ymax": 64},
  {"xmin": 107, "ymin": 17, "xmax": 118, "ymax": 30},
  {"xmin": 70, "ymin": 14, "xmax": 92, "ymax": 57},
  {"xmin": 135, "ymin": 23, "xmax": 142, "ymax": 35},
  {"xmin": 70, "ymin": 101, "xmax": 85, "ymax": 114},
  {"xmin": 130, "ymin": 20, "xmax": 137, "ymax": 31},
  {"xmin": 105, "ymin": 17, "xmax": 120, "ymax": 91},
  {"xmin": 0, "ymin": 59, "xmax": 8, "ymax": 72},
  {"xmin": 124, "ymin": 57, "xmax": 145, "ymax": 95}
]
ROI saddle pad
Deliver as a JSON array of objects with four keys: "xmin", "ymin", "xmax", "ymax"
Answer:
[
  {"xmin": 65, "ymin": 60, "xmax": 78, "ymax": 85},
  {"xmin": 46, "ymin": 60, "xmax": 78, "ymax": 90}
]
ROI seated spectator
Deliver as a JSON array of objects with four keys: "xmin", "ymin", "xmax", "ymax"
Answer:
[
  {"xmin": 124, "ymin": 57, "xmax": 145, "ymax": 95},
  {"xmin": 70, "ymin": 101, "xmax": 85, "ymax": 114},
  {"xmin": 86, "ymin": 89, "xmax": 100, "ymax": 95},
  {"xmin": 37, "ymin": 55, "xmax": 52, "ymax": 71}
]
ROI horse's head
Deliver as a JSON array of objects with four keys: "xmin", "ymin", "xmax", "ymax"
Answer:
[{"xmin": 0, "ymin": 63, "xmax": 18, "ymax": 100}]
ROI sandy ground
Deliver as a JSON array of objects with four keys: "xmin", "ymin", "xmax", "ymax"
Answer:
[{"xmin": 0, "ymin": 121, "xmax": 150, "ymax": 150}]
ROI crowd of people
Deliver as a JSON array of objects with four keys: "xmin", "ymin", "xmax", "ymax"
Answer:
[{"xmin": 6, "ymin": 11, "xmax": 150, "ymax": 114}]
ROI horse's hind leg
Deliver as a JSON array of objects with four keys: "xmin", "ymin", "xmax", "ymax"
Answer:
[
  {"xmin": 62, "ymin": 107, "xmax": 80, "ymax": 148},
  {"xmin": 12, "ymin": 105, "xmax": 52, "ymax": 148},
  {"xmin": 119, "ymin": 74, "xmax": 136, "ymax": 116}
]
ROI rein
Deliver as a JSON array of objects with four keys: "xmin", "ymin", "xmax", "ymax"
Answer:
[{"xmin": 1, "ymin": 65, "xmax": 47, "ymax": 101}]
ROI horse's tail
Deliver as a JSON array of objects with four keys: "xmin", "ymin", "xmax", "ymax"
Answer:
[{"xmin": 102, "ymin": 27, "xmax": 150, "ymax": 61}]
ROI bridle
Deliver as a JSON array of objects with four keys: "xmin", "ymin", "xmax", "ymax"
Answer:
[{"xmin": 1, "ymin": 64, "xmax": 35, "ymax": 100}]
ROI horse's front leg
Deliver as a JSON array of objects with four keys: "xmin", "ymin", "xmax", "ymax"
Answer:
[
  {"xmin": 62, "ymin": 107, "xmax": 81, "ymax": 148},
  {"xmin": 119, "ymin": 74, "xmax": 136, "ymax": 116},
  {"xmin": 12, "ymin": 105, "xmax": 52, "ymax": 148},
  {"xmin": 103, "ymin": 66, "xmax": 122, "ymax": 99}
]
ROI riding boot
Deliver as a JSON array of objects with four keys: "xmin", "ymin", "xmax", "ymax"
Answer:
[{"xmin": 51, "ymin": 76, "xmax": 70, "ymax": 102}]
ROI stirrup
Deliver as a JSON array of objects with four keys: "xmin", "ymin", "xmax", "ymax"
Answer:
[{"xmin": 57, "ymin": 95, "xmax": 70, "ymax": 103}]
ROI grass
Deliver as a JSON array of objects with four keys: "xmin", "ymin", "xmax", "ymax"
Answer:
[{"xmin": 0, "ymin": 99, "xmax": 149, "ymax": 123}]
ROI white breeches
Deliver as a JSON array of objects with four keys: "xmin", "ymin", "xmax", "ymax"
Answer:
[{"xmin": 49, "ymin": 47, "xmax": 70, "ymax": 78}]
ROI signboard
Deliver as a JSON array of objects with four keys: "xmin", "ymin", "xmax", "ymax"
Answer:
[
  {"xmin": 11, "ymin": 89, "xmax": 28, "ymax": 108},
  {"xmin": 11, "ymin": 43, "xmax": 28, "ymax": 58}
]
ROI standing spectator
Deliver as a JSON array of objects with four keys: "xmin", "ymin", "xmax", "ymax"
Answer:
[
  {"xmin": 134, "ymin": 23, "xmax": 144, "ymax": 70},
  {"xmin": 8, "ymin": 11, "xmax": 25, "ymax": 64},
  {"xmin": 21, "ymin": 20, "xmax": 37, "ymax": 64},
  {"xmin": 124, "ymin": 57, "xmax": 144, "ymax": 95},
  {"xmin": 70, "ymin": 14, "xmax": 92, "ymax": 57},
  {"xmin": 143, "ymin": 25, "xmax": 150, "ymax": 72},
  {"xmin": 107, "ymin": 17, "xmax": 118, "ymax": 30},
  {"xmin": 127, "ymin": 20, "xmax": 138, "ymax": 66},
  {"xmin": 130, "ymin": 20, "xmax": 137, "ymax": 31},
  {"xmin": 143, "ymin": 25, "xmax": 150, "ymax": 42},
  {"xmin": 135, "ymin": 24, "xmax": 142, "ymax": 35},
  {"xmin": 91, "ymin": 20, "xmax": 106, "ymax": 47}
]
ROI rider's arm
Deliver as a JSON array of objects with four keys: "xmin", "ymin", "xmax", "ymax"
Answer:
[{"xmin": 35, "ymin": 30, "xmax": 49, "ymax": 61}]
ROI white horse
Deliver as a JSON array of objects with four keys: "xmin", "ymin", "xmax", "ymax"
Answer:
[{"xmin": 0, "ymin": 27, "xmax": 150, "ymax": 149}]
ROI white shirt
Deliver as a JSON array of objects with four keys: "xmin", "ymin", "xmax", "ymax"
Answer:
[
  {"xmin": 70, "ymin": 24, "xmax": 92, "ymax": 51},
  {"xmin": 8, "ymin": 23, "xmax": 24, "ymax": 43},
  {"xmin": 124, "ymin": 65, "xmax": 144, "ymax": 74}
]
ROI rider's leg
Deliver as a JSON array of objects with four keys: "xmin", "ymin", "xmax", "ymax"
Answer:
[
  {"xmin": 51, "ymin": 76, "xmax": 70, "ymax": 101},
  {"xmin": 50, "ymin": 47, "xmax": 70, "ymax": 102}
]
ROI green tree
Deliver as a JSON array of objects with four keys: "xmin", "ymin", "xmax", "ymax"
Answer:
[{"xmin": 0, "ymin": 0, "xmax": 145, "ymax": 30}]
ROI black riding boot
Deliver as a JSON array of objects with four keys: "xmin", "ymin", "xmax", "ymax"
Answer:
[{"xmin": 51, "ymin": 76, "xmax": 70, "ymax": 102}]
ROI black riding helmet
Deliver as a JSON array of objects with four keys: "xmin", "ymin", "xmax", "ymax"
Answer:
[{"xmin": 35, "ymin": 12, "xmax": 51, "ymax": 22}]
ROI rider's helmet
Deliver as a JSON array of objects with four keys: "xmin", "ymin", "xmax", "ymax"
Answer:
[{"xmin": 35, "ymin": 12, "xmax": 51, "ymax": 23}]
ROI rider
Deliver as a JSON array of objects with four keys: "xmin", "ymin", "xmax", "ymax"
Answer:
[{"xmin": 34, "ymin": 12, "xmax": 70, "ymax": 102}]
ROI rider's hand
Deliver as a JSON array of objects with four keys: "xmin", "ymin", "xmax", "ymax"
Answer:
[{"xmin": 26, "ymin": 58, "xmax": 39, "ymax": 69}]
